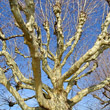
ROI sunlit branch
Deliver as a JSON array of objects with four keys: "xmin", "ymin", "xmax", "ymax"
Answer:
[
  {"xmin": 18, "ymin": 1, "xmax": 25, "ymax": 12},
  {"xmin": 42, "ymin": 56, "xmax": 52, "ymax": 79},
  {"xmin": 0, "ymin": 29, "xmax": 6, "ymax": 50},
  {"xmin": 84, "ymin": 0, "xmax": 95, "ymax": 13},
  {"xmin": 65, "ymin": 62, "xmax": 89, "ymax": 93},
  {"xmin": 16, "ymin": 83, "xmax": 35, "ymax": 91},
  {"xmin": 101, "ymin": 13, "xmax": 110, "ymax": 32},
  {"xmin": 2, "ymin": 51, "xmax": 34, "ymax": 85},
  {"xmin": 41, "ymin": 47, "xmax": 55, "ymax": 60},
  {"xmin": 15, "ymin": 47, "xmax": 30, "ymax": 58},
  {"xmin": 39, "ymin": 0, "xmax": 45, "ymax": 20},
  {"xmin": 70, "ymin": 78, "xmax": 110, "ymax": 106},
  {"xmin": 53, "ymin": 2, "xmax": 64, "ymax": 61},
  {"xmin": 61, "ymin": 41, "xmax": 102, "ymax": 82},
  {"xmin": 60, "ymin": 11, "xmax": 110, "ymax": 83},
  {"xmin": 4, "ymin": 78, "xmax": 35, "ymax": 109},
  {"xmin": 74, "ymin": 61, "xmax": 98, "ymax": 81},
  {"xmin": 104, "ymin": 86, "xmax": 110, "ymax": 92},
  {"xmin": 83, "ymin": 0, "xmax": 87, "ymax": 11},
  {"xmin": 8, "ymin": 73, "xmax": 34, "ymax": 91},
  {"xmin": 25, "ymin": 0, "xmax": 35, "ymax": 32},
  {"xmin": 0, "ymin": 68, "xmax": 6, "ymax": 84},
  {"xmin": 34, "ymin": 23, "xmax": 53, "ymax": 61},
  {"xmin": 31, "ymin": 52, "xmax": 50, "ymax": 108},
  {"xmin": 40, "ymin": 22, "xmax": 55, "ymax": 80},
  {"xmin": 9, "ymin": 0, "xmax": 31, "ymax": 39},
  {"xmin": 0, "ymin": 68, "xmax": 35, "ymax": 109},
  {"xmin": 43, "ymin": 21, "xmax": 50, "ymax": 49},
  {"xmin": 43, "ymin": 21, "xmax": 55, "ymax": 60},
  {"xmin": 42, "ymin": 83, "xmax": 53, "ymax": 98},
  {"xmin": 61, "ymin": 11, "xmax": 87, "ymax": 67}
]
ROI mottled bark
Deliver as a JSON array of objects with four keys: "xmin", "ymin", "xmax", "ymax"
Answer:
[{"xmin": 0, "ymin": 0, "xmax": 110, "ymax": 110}]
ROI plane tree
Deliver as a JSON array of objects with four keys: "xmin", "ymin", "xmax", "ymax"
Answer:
[{"xmin": 0, "ymin": 0, "xmax": 110, "ymax": 110}]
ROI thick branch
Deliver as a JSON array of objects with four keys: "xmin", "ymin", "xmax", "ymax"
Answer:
[
  {"xmin": 53, "ymin": 2, "xmax": 64, "ymax": 61},
  {"xmin": 0, "ymin": 68, "xmax": 6, "ymax": 84},
  {"xmin": 0, "ymin": 29, "xmax": 6, "ymax": 50},
  {"xmin": 42, "ymin": 83, "xmax": 53, "ymax": 98},
  {"xmin": 31, "ymin": 57, "xmax": 49, "ymax": 108},
  {"xmin": 9, "ymin": 0, "xmax": 31, "ymax": 39},
  {"xmin": 25, "ymin": 0, "xmax": 35, "ymax": 32},
  {"xmin": 43, "ymin": 21, "xmax": 50, "ymax": 50}
]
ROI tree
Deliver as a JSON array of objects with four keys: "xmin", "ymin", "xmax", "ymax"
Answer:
[{"xmin": 0, "ymin": 0, "xmax": 110, "ymax": 110}]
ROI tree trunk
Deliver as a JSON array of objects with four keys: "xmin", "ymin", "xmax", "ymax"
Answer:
[{"xmin": 40, "ymin": 90, "xmax": 72, "ymax": 110}]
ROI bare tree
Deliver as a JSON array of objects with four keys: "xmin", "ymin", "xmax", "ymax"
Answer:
[{"xmin": 0, "ymin": 0, "xmax": 110, "ymax": 110}]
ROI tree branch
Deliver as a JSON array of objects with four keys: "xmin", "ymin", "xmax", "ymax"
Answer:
[
  {"xmin": 93, "ymin": 94, "xmax": 110, "ymax": 109},
  {"xmin": 0, "ymin": 67, "xmax": 35, "ymax": 110},
  {"xmin": 61, "ymin": 11, "xmax": 87, "ymax": 67},
  {"xmin": 24, "ymin": 95, "xmax": 36, "ymax": 101},
  {"xmin": 92, "ymin": 94, "xmax": 107, "ymax": 104},
  {"xmin": 4, "ymin": 79, "xmax": 35, "ymax": 109},
  {"xmin": 31, "ymin": 57, "xmax": 50, "ymax": 108},
  {"xmin": 24, "ymin": 0, "xmax": 35, "ymax": 32},
  {"xmin": 53, "ymin": 2, "xmax": 64, "ymax": 61},
  {"xmin": 1, "ymin": 50, "xmax": 34, "ymax": 85},
  {"xmin": 15, "ymin": 47, "xmax": 30, "ymax": 58},
  {"xmin": 70, "ymin": 78, "xmax": 110, "ymax": 106},
  {"xmin": 0, "ymin": 34, "xmax": 23, "ymax": 41},
  {"xmin": 41, "ymin": 49, "xmax": 53, "ymax": 80},
  {"xmin": 66, "ymin": 62, "xmax": 90, "ymax": 93},
  {"xmin": 9, "ymin": 0, "xmax": 31, "ymax": 40},
  {"xmin": 0, "ymin": 28, "xmax": 6, "ymax": 50},
  {"xmin": 75, "ymin": 61, "xmax": 98, "ymax": 81},
  {"xmin": 42, "ymin": 83, "xmax": 53, "ymax": 98},
  {"xmin": 61, "ymin": 12, "xmax": 110, "ymax": 83},
  {"xmin": 43, "ymin": 21, "xmax": 55, "ymax": 60}
]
